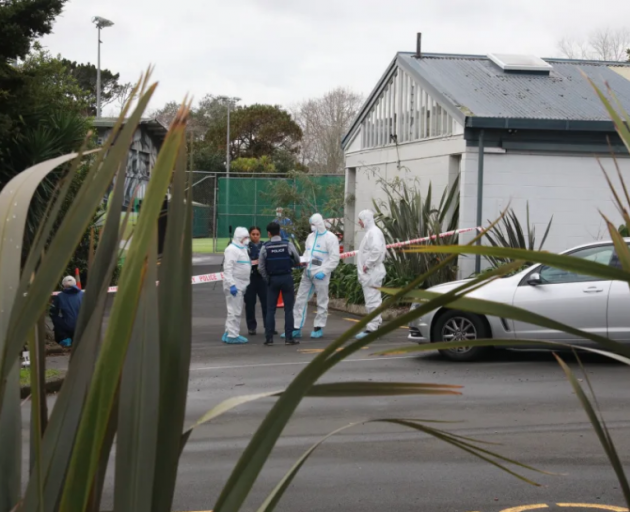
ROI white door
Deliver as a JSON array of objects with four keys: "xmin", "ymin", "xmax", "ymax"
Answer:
[{"xmin": 511, "ymin": 244, "xmax": 614, "ymax": 342}]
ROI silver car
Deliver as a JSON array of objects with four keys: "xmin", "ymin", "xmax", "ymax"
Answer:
[{"xmin": 408, "ymin": 240, "xmax": 630, "ymax": 361}]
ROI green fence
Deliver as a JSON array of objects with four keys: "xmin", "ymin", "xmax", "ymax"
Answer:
[
  {"xmin": 216, "ymin": 175, "xmax": 343, "ymax": 238},
  {"xmin": 192, "ymin": 203, "xmax": 211, "ymax": 238}
]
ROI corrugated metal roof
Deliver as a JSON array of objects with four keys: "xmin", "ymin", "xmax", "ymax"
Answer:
[
  {"xmin": 92, "ymin": 117, "xmax": 168, "ymax": 142},
  {"xmin": 399, "ymin": 52, "xmax": 630, "ymax": 121}
]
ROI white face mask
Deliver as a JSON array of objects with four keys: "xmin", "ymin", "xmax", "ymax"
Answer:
[
  {"xmin": 242, "ymin": 238, "xmax": 250, "ymax": 245},
  {"xmin": 311, "ymin": 225, "xmax": 316, "ymax": 232}
]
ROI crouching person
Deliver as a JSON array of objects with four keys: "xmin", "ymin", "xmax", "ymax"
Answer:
[{"xmin": 50, "ymin": 276, "xmax": 84, "ymax": 348}]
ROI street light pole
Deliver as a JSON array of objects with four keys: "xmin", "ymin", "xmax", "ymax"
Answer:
[
  {"xmin": 96, "ymin": 25, "xmax": 101, "ymax": 117},
  {"xmin": 92, "ymin": 16, "xmax": 114, "ymax": 118},
  {"xmin": 225, "ymin": 101, "xmax": 231, "ymax": 235},
  {"xmin": 226, "ymin": 102, "xmax": 231, "ymax": 176}
]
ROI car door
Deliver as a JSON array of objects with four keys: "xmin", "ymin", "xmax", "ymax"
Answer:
[
  {"xmin": 606, "ymin": 249, "xmax": 630, "ymax": 342},
  {"xmin": 511, "ymin": 244, "xmax": 614, "ymax": 342}
]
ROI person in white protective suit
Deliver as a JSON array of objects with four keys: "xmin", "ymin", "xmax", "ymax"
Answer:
[
  {"xmin": 355, "ymin": 209, "xmax": 387, "ymax": 339},
  {"xmin": 283, "ymin": 213, "xmax": 340, "ymax": 339},
  {"xmin": 222, "ymin": 227, "xmax": 252, "ymax": 344}
]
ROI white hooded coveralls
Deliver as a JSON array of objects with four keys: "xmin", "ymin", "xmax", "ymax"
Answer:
[
  {"xmin": 293, "ymin": 214, "xmax": 340, "ymax": 330},
  {"xmin": 357, "ymin": 210, "xmax": 386, "ymax": 332},
  {"xmin": 223, "ymin": 227, "xmax": 251, "ymax": 337}
]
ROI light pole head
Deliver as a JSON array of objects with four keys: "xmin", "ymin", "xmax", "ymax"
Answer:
[{"xmin": 92, "ymin": 16, "xmax": 114, "ymax": 29}]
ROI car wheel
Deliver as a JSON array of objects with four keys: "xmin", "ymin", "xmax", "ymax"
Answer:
[{"xmin": 432, "ymin": 310, "xmax": 491, "ymax": 362}]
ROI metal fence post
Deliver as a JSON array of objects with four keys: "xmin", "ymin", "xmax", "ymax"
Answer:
[
  {"xmin": 213, "ymin": 174, "xmax": 218, "ymax": 254},
  {"xmin": 254, "ymin": 179, "xmax": 258, "ymax": 229}
]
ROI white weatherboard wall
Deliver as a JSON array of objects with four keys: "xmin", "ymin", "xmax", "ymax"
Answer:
[
  {"xmin": 458, "ymin": 150, "xmax": 630, "ymax": 277},
  {"xmin": 345, "ymin": 135, "xmax": 465, "ymax": 251}
]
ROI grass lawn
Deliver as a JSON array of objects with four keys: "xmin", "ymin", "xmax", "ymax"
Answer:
[
  {"xmin": 193, "ymin": 237, "xmax": 229, "ymax": 254},
  {"xmin": 20, "ymin": 368, "xmax": 63, "ymax": 386}
]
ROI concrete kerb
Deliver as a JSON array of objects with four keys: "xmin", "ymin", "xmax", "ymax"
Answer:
[
  {"xmin": 20, "ymin": 371, "xmax": 66, "ymax": 399},
  {"xmin": 308, "ymin": 297, "xmax": 410, "ymax": 321}
]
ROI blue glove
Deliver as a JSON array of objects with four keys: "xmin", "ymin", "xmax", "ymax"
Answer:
[
  {"xmin": 314, "ymin": 272, "xmax": 326, "ymax": 280},
  {"xmin": 230, "ymin": 285, "xmax": 238, "ymax": 296}
]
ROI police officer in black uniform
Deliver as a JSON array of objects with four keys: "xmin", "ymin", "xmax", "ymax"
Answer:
[
  {"xmin": 258, "ymin": 222, "xmax": 301, "ymax": 346},
  {"xmin": 245, "ymin": 226, "xmax": 268, "ymax": 335}
]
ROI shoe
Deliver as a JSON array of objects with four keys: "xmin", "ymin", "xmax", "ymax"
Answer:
[
  {"xmin": 310, "ymin": 328, "xmax": 323, "ymax": 339},
  {"xmin": 281, "ymin": 330, "xmax": 302, "ymax": 339},
  {"xmin": 264, "ymin": 339, "xmax": 274, "ymax": 346},
  {"xmin": 355, "ymin": 331, "xmax": 373, "ymax": 340},
  {"xmin": 248, "ymin": 330, "xmax": 256, "ymax": 335},
  {"xmin": 59, "ymin": 338, "xmax": 72, "ymax": 348},
  {"xmin": 285, "ymin": 338, "xmax": 300, "ymax": 346},
  {"xmin": 221, "ymin": 332, "xmax": 228, "ymax": 343},
  {"xmin": 224, "ymin": 335, "xmax": 248, "ymax": 344},
  {"xmin": 274, "ymin": 330, "xmax": 279, "ymax": 335}
]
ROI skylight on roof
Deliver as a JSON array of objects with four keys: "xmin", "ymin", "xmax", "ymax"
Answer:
[{"xmin": 488, "ymin": 53, "xmax": 553, "ymax": 73}]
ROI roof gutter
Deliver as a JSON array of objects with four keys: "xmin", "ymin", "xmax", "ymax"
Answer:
[{"xmin": 465, "ymin": 117, "xmax": 616, "ymax": 132}]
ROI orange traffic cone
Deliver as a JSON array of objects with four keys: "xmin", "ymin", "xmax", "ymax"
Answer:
[
  {"xmin": 277, "ymin": 291, "xmax": 284, "ymax": 308},
  {"xmin": 75, "ymin": 268, "xmax": 82, "ymax": 290}
]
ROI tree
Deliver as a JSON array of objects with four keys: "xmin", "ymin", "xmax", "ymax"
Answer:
[
  {"xmin": 0, "ymin": 0, "xmax": 68, "ymax": 159},
  {"xmin": 205, "ymin": 103, "xmax": 302, "ymax": 161},
  {"xmin": 153, "ymin": 94, "xmax": 238, "ymax": 136},
  {"xmin": 155, "ymin": 97, "xmax": 303, "ymax": 173},
  {"xmin": 231, "ymin": 155, "xmax": 276, "ymax": 174},
  {"xmin": 558, "ymin": 27, "xmax": 630, "ymax": 61},
  {"xmin": 3, "ymin": 47, "xmax": 90, "ymax": 175},
  {"xmin": 4, "ymin": 50, "xmax": 91, "ymax": 248},
  {"xmin": 60, "ymin": 59, "xmax": 132, "ymax": 115},
  {"xmin": 154, "ymin": 95, "xmax": 240, "ymax": 173},
  {"xmin": 20, "ymin": 47, "xmax": 90, "ymax": 115},
  {"xmin": 293, "ymin": 87, "xmax": 363, "ymax": 174},
  {"xmin": 0, "ymin": 0, "xmax": 66, "ymax": 61}
]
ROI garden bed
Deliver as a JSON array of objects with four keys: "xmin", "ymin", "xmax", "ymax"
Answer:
[
  {"xmin": 309, "ymin": 296, "xmax": 410, "ymax": 321},
  {"xmin": 20, "ymin": 368, "xmax": 66, "ymax": 398}
]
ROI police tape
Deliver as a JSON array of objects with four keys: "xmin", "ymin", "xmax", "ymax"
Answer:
[
  {"xmin": 53, "ymin": 227, "xmax": 481, "ymax": 295},
  {"xmin": 339, "ymin": 226, "xmax": 481, "ymax": 259}
]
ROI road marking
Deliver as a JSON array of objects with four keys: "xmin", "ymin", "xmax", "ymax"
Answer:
[
  {"xmin": 180, "ymin": 502, "xmax": 629, "ymax": 512},
  {"xmin": 557, "ymin": 505, "xmax": 628, "ymax": 511},
  {"xmin": 191, "ymin": 355, "xmax": 419, "ymax": 372},
  {"xmin": 297, "ymin": 347, "xmax": 369, "ymax": 354},
  {"xmin": 499, "ymin": 505, "xmax": 548, "ymax": 512}
]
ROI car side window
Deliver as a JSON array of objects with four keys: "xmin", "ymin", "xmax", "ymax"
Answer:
[
  {"xmin": 538, "ymin": 245, "xmax": 614, "ymax": 284},
  {"xmin": 610, "ymin": 243, "xmax": 630, "ymax": 269}
]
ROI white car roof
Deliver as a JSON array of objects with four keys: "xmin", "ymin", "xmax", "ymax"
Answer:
[{"xmin": 559, "ymin": 238, "xmax": 630, "ymax": 254}]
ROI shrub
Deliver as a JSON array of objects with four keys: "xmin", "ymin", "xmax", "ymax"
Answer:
[
  {"xmin": 373, "ymin": 176, "xmax": 460, "ymax": 290},
  {"xmin": 483, "ymin": 202, "xmax": 553, "ymax": 270}
]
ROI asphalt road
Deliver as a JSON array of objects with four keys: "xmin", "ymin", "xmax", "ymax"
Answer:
[
  {"xmin": 171, "ymin": 264, "xmax": 630, "ymax": 512},
  {"xmin": 36, "ymin": 260, "xmax": 630, "ymax": 511}
]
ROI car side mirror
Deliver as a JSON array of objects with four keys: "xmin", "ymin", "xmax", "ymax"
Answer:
[{"xmin": 527, "ymin": 273, "xmax": 542, "ymax": 286}]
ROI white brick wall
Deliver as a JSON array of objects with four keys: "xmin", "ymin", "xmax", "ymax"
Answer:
[
  {"xmin": 346, "ymin": 139, "xmax": 630, "ymax": 280},
  {"xmin": 459, "ymin": 150, "xmax": 630, "ymax": 277},
  {"xmin": 345, "ymin": 136, "xmax": 464, "ymax": 250}
]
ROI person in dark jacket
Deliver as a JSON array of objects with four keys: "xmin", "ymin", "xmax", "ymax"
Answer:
[
  {"xmin": 258, "ymin": 222, "xmax": 301, "ymax": 346},
  {"xmin": 49, "ymin": 276, "xmax": 84, "ymax": 348},
  {"xmin": 245, "ymin": 226, "xmax": 268, "ymax": 335}
]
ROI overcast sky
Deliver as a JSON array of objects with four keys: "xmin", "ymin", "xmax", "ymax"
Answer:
[{"xmin": 40, "ymin": 0, "xmax": 630, "ymax": 114}]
